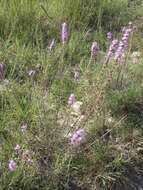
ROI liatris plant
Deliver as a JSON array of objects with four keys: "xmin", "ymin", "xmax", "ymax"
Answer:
[
  {"xmin": 9, "ymin": 160, "xmax": 17, "ymax": 171},
  {"xmin": 14, "ymin": 145, "xmax": 21, "ymax": 155},
  {"xmin": 116, "ymin": 22, "xmax": 137, "ymax": 87},
  {"xmin": 69, "ymin": 128, "xmax": 85, "ymax": 145},
  {"xmin": 0, "ymin": 63, "xmax": 3, "ymax": 76},
  {"xmin": 107, "ymin": 32, "xmax": 112, "ymax": 40},
  {"xmin": 40, "ymin": 2, "xmax": 43, "ymax": 9},
  {"xmin": 74, "ymin": 72, "xmax": 79, "ymax": 80},
  {"xmin": 29, "ymin": 70, "xmax": 35, "ymax": 77},
  {"xmin": 128, "ymin": 21, "xmax": 133, "ymax": 25},
  {"xmin": 85, "ymin": 38, "xmax": 118, "ymax": 111},
  {"xmin": 114, "ymin": 28, "xmax": 132, "ymax": 62},
  {"xmin": 68, "ymin": 94, "xmax": 75, "ymax": 105},
  {"xmin": 59, "ymin": 22, "xmax": 68, "ymax": 80},
  {"xmin": 14, "ymin": 145, "xmax": 20, "ymax": 151},
  {"xmin": 91, "ymin": 42, "xmax": 98, "ymax": 54},
  {"xmin": 87, "ymin": 41, "xmax": 98, "ymax": 68},
  {"xmin": 81, "ymin": 24, "xmax": 136, "ymax": 128},
  {"xmin": 21, "ymin": 125, "xmax": 26, "ymax": 133},
  {"xmin": 3, "ymin": 79, "xmax": 8, "ymax": 85},
  {"xmin": 62, "ymin": 22, "xmax": 67, "ymax": 45},
  {"xmin": 36, "ymin": 64, "xmax": 40, "ymax": 69},
  {"xmin": 23, "ymin": 150, "xmax": 32, "ymax": 162},
  {"xmin": 106, "ymin": 39, "xmax": 118, "ymax": 59}
]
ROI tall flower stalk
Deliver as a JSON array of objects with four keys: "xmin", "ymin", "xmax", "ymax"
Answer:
[
  {"xmin": 59, "ymin": 22, "xmax": 68, "ymax": 80},
  {"xmin": 62, "ymin": 22, "xmax": 67, "ymax": 46},
  {"xmin": 81, "ymin": 25, "xmax": 135, "ymax": 128},
  {"xmin": 81, "ymin": 39, "xmax": 118, "ymax": 117},
  {"xmin": 87, "ymin": 41, "xmax": 98, "ymax": 68},
  {"xmin": 116, "ymin": 23, "xmax": 136, "ymax": 87}
]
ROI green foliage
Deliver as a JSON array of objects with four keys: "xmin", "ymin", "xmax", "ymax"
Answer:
[{"xmin": 106, "ymin": 82, "xmax": 142, "ymax": 114}]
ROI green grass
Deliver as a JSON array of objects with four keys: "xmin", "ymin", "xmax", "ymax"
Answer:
[{"xmin": 0, "ymin": 0, "xmax": 143, "ymax": 189}]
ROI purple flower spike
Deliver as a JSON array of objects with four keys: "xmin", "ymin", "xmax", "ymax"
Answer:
[
  {"xmin": 23, "ymin": 150, "xmax": 30, "ymax": 158},
  {"xmin": 91, "ymin": 41, "xmax": 98, "ymax": 54},
  {"xmin": 107, "ymin": 32, "xmax": 112, "ymax": 40},
  {"xmin": 0, "ymin": 63, "xmax": 3, "ymax": 76},
  {"xmin": 48, "ymin": 39, "xmax": 55, "ymax": 51},
  {"xmin": 70, "ymin": 128, "xmax": 85, "ymax": 145},
  {"xmin": 62, "ymin": 22, "xmax": 67, "ymax": 44},
  {"xmin": 133, "ymin": 25, "xmax": 137, "ymax": 30},
  {"xmin": 36, "ymin": 64, "xmax": 40, "ymax": 69},
  {"xmin": 107, "ymin": 51, "xmax": 113, "ymax": 58},
  {"xmin": 9, "ymin": 160, "xmax": 16, "ymax": 171},
  {"xmin": 0, "ymin": 63, "xmax": 3, "ymax": 71},
  {"xmin": 26, "ymin": 158, "xmax": 32, "ymax": 162},
  {"xmin": 14, "ymin": 145, "xmax": 20, "ymax": 151},
  {"xmin": 3, "ymin": 79, "xmax": 8, "ymax": 85},
  {"xmin": 106, "ymin": 39, "xmax": 118, "ymax": 59},
  {"xmin": 128, "ymin": 21, "xmax": 133, "ymax": 25},
  {"xmin": 21, "ymin": 125, "xmax": 26, "ymax": 133},
  {"xmin": 40, "ymin": 2, "xmax": 43, "ymax": 8},
  {"xmin": 74, "ymin": 72, "xmax": 79, "ymax": 80},
  {"xmin": 122, "ymin": 27, "xmax": 126, "ymax": 33},
  {"xmin": 29, "ymin": 70, "xmax": 35, "ymax": 77},
  {"xmin": 68, "ymin": 93, "xmax": 75, "ymax": 105}
]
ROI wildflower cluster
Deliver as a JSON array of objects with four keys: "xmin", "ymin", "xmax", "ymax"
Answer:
[
  {"xmin": 14, "ymin": 145, "xmax": 21, "ymax": 155},
  {"xmin": 70, "ymin": 129, "xmax": 85, "ymax": 145},
  {"xmin": 7, "ymin": 20, "xmax": 137, "ymax": 174},
  {"xmin": 23, "ymin": 150, "xmax": 32, "ymax": 162},
  {"xmin": 114, "ymin": 22, "xmax": 136, "ymax": 62},
  {"xmin": 9, "ymin": 146, "xmax": 32, "ymax": 171}
]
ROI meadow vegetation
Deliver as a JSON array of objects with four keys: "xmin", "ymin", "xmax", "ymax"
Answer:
[{"xmin": 0, "ymin": 0, "xmax": 143, "ymax": 189}]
